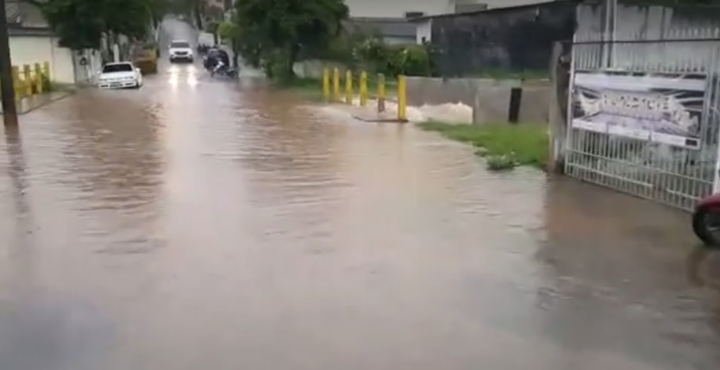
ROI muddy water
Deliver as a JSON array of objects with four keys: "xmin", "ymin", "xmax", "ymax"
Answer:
[{"xmin": 0, "ymin": 19, "xmax": 720, "ymax": 370}]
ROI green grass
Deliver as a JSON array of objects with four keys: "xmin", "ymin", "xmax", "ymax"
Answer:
[{"xmin": 418, "ymin": 121, "xmax": 548, "ymax": 171}]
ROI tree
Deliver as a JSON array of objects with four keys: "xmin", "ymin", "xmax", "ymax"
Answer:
[
  {"xmin": 233, "ymin": 0, "xmax": 349, "ymax": 81},
  {"xmin": 21, "ymin": 0, "xmax": 157, "ymax": 50},
  {"xmin": 218, "ymin": 20, "xmax": 240, "ymax": 68},
  {"xmin": 167, "ymin": 0, "xmax": 204, "ymax": 29}
]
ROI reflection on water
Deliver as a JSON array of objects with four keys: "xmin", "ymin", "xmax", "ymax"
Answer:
[{"xmin": 0, "ymin": 18, "xmax": 719, "ymax": 370}]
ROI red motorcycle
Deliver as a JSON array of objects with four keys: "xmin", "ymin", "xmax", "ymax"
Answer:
[{"xmin": 693, "ymin": 193, "xmax": 720, "ymax": 246}]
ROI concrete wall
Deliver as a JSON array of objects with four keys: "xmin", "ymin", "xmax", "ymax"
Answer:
[
  {"xmin": 10, "ymin": 35, "xmax": 76, "ymax": 84},
  {"xmin": 406, "ymin": 76, "xmax": 549, "ymax": 124},
  {"xmin": 429, "ymin": 1, "xmax": 575, "ymax": 77}
]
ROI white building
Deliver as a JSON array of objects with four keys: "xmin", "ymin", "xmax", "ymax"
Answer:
[
  {"xmin": 6, "ymin": 1, "xmax": 100, "ymax": 84},
  {"xmin": 343, "ymin": 0, "xmax": 546, "ymax": 18}
]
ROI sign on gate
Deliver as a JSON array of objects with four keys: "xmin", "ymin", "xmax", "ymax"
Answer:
[
  {"xmin": 565, "ymin": 30, "xmax": 720, "ymax": 211},
  {"xmin": 571, "ymin": 71, "xmax": 705, "ymax": 150}
]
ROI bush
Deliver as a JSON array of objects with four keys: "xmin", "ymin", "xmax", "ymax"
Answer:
[
  {"xmin": 365, "ymin": 44, "xmax": 430, "ymax": 77},
  {"xmin": 398, "ymin": 45, "xmax": 431, "ymax": 76}
]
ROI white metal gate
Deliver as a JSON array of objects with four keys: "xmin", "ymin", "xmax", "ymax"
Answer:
[{"xmin": 565, "ymin": 29, "xmax": 720, "ymax": 211}]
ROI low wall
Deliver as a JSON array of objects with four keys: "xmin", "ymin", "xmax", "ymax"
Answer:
[
  {"xmin": 406, "ymin": 76, "xmax": 550, "ymax": 124},
  {"xmin": 293, "ymin": 60, "xmax": 348, "ymax": 79}
]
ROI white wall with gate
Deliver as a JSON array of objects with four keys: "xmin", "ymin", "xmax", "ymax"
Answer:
[{"xmin": 9, "ymin": 35, "xmax": 76, "ymax": 84}]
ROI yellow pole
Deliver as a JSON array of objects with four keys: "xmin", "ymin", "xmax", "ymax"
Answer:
[
  {"xmin": 345, "ymin": 70, "xmax": 353, "ymax": 104},
  {"xmin": 12, "ymin": 66, "xmax": 22, "ymax": 99},
  {"xmin": 359, "ymin": 71, "xmax": 367, "ymax": 106},
  {"xmin": 398, "ymin": 75, "xmax": 407, "ymax": 122},
  {"xmin": 23, "ymin": 64, "xmax": 32, "ymax": 96},
  {"xmin": 34, "ymin": 63, "xmax": 43, "ymax": 93},
  {"xmin": 332, "ymin": 68, "xmax": 340, "ymax": 102},
  {"xmin": 377, "ymin": 73, "xmax": 385, "ymax": 113},
  {"xmin": 322, "ymin": 68, "xmax": 330, "ymax": 102}
]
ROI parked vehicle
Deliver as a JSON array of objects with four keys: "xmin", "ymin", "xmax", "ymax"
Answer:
[
  {"xmin": 131, "ymin": 42, "xmax": 158, "ymax": 74},
  {"xmin": 692, "ymin": 193, "xmax": 720, "ymax": 246},
  {"xmin": 96, "ymin": 62, "xmax": 143, "ymax": 89},
  {"xmin": 168, "ymin": 40, "xmax": 194, "ymax": 63}
]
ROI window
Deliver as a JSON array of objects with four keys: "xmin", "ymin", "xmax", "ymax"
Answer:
[
  {"xmin": 103, "ymin": 63, "xmax": 133, "ymax": 73},
  {"xmin": 170, "ymin": 41, "xmax": 190, "ymax": 48},
  {"xmin": 404, "ymin": 11, "xmax": 425, "ymax": 19}
]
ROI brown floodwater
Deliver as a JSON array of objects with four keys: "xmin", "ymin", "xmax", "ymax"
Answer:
[{"xmin": 1, "ymin": 19, "xmax": 720, "ymax": 370}]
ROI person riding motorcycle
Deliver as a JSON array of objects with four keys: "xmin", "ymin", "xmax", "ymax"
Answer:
[{"xmin": 204, "ymin": 47, "xmax": 231, "ymax": 74}]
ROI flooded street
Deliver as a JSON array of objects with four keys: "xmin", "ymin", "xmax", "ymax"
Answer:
[{"xmin": 2, "ymin": 19, "xmax": 720, "ymax": 370}]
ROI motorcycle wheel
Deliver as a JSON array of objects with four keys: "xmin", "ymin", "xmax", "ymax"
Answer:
[{"xmin": 692, "ymin": 205, "xmax": 720, "ymax": 247}]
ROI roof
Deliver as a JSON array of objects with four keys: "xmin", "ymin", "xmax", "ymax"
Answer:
[
  {"xmin": 6, "ymin": 1, "xmax": 50, "ymax": 28},
  {"xmin": 407, "ymin": 0, "xmax": 572, "ymax": 22},
  {"xmin": 343, "ymin": 17, "xmax": 416, "ymax": 38}
]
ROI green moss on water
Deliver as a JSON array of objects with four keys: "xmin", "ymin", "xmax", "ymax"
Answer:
[{"xmin": 418, "ymin": 121, "xmax": 548, "ymax": 171}]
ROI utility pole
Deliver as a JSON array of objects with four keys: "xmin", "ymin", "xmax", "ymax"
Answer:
[{"xmin": 0, "ymin": 0, "xmax": 18, "ymax": 127}]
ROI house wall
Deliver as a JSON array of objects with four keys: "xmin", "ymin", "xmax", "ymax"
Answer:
[
  {"xmin": 429, "ymin": 1, "xmax": 575, "ymax": 77},
  {"xmin": 9, "ymin": 35, "xmax": 76, "ymax": 84},
  {"xmin": 344, "ymin": 0, "xmax": 549, "ymax": 18}
]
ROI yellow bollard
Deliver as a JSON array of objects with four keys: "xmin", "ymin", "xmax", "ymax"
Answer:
[
  {"xmin": 332, "ymin": 68, "xmax": 340, "ymax": 102},
  {"xmin": 345, "ymin": 70, "xmax": 353, "ymax": 104},
  {"xmin": 23, "ymin": 64, "xmax": 33, "ymax": 96},
  {"xmin": 359, "ymin": 71, "xmax": 368, "ymax": 106},
  {"xmin": 12, "ymin": 66, "xmax": 21, "ymax": 99},
  {"xmin": 322, "ymin": 68, "xmax": 330, "ymax": 102},
  {"xmin": 397, "ymin": 75, "xmax": 407, "ymax": 122},
  {"xmin": 34, "ymin": 63, "xmax": 43, "ymax": 93},
  {"xmin": 377, "ymin": 73, "xmax": 386, "ymax": 113},
  {"xmin": 43, "ymin": 61, "xmax": 51, "ymax": 81}
]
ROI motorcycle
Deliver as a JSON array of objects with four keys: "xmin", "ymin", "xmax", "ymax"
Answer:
[
  {"xmin": 209, "ymin": 61, "xmax": 238, "ymax": 78},
  {"xmin": 692, "ymin": 193, "xmax": 720, "ymax": 247}
]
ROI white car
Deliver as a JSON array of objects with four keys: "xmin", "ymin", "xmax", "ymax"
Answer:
[
  {"xmin": 97, "ymin": 62, "xmax": 143, "ymax": 89},
  {"xmin": 168, "ymin": 40, "xmax": 193, "ymax": 63}
]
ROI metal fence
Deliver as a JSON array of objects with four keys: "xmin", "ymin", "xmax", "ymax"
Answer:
[{"xmin": 565, "ymin": 29, "xmax": 720, "ymax": 211}]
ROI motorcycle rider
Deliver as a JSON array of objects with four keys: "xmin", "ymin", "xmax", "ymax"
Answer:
[{"xmin": 204, "ymin": 46, "xmax": 231, "ymax": 75}]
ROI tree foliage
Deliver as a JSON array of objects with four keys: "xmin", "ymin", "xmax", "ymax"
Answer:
[
  {"xmin": 22, "ymin": 0, "xmax": 159, "ymax": 50},
  {"xmin": 233, "ymin": 0, "xmax": 349, "ymax": 80}
]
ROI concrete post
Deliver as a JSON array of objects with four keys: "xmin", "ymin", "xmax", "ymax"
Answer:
[{"xmin": 547, "ymin": 41, "xmax": 571, "ymax": 174}]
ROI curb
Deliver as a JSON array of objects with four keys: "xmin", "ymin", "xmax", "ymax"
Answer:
[{"xmin": 5, "ymin": 90, "xmax": 75, "ymax": 115}]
